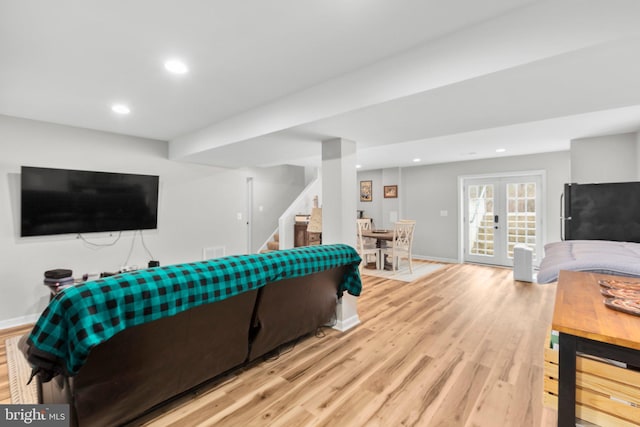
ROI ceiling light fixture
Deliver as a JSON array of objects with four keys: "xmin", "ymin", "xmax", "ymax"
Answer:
[
  {"xmin": 413, "ymin": 158, "xmax": 421, "ymax": 163},
  {"xmin": 111, "ymin": 104, "xmax": 130, "ymax": 115},
  {"xmin": 164, "ymin": 59, "xmax": 189, "ymax": 74},
  {"xmin": 356, "ymin": 164, "xmax": 362, "ymax": 169},
  {"xmin": 496, "ymin": 148, "xmax": 507, "ymax": 153}
]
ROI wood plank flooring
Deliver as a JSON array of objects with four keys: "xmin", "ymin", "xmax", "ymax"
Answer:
[{"xmin": 0, "ymin": 262, "xmax": 559, "ymax": 426}]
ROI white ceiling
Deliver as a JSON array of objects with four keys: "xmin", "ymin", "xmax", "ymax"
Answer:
[{"xmin": 3, "ymin": 0, "xmax": 640, "ymax": 170}]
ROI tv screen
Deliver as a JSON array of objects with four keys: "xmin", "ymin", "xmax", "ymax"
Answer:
[{"xmin": 21, "ymin": 166, "xmax": 159, "ymax": 237}]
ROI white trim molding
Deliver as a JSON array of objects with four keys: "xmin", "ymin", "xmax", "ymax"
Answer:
[{"xmin": 0, "ymin": 313, "xmax": 39, "ymax": 330}]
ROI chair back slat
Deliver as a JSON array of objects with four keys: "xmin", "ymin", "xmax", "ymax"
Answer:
[
  {"xmin": 357, "ymin": 218, "xmax": 372, "ymax": 231},
  {"xmin": 356, "ymin": 218, "xmax": 381, "ymax": 269},
  {"xmin": 380, "ymin": 220, "xmax": 416, "ymax": 272},
  {"xmin": 356, "ymin": 218, "xmax": 372, "ymax": 252},
  {"xmin": 392, "ymin": 221, "xmax": 415, "ymax": 250}
]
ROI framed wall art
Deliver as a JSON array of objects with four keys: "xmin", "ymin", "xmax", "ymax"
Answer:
[
  {"xmin": 360, "ymin": 180, "xmax": 372, "ymax": 202},
  {"xmin": 384, "ymin": 185, "xmax": 398, "ymax": 198}
]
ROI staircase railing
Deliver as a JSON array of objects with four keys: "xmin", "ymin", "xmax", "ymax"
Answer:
[
  {"xmin": 468, "ymin": 185, "xmax": 487, "ymax": 250},
  {"xmin": 257, "ymin": 227, "xmax": 279, "ymax": 253},
  {"xmin": 278, "ymin": 173, "xmax": 322, "ymax": 250},
  {"xmin": 257, "ymin": 171, "xmax": 322, "ymax": 252}
]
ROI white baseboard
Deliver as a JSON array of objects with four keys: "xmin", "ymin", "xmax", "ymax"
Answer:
[
  {"xmin": 333, "ymin": 314, "xmax": 360, "ymax": 332},
  {"xmin": 0, "ymin": 313, "xmax": 39, "ymax": 331},
  {"xmin": 412, "ymin": 255, "xmax": 459, "ymax": 264}
]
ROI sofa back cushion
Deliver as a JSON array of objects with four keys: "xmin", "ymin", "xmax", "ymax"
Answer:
[
  {"xmin": 72, "ymin": 289, "xmax": 258, "ymax": 427},
  {"xmin": 248, "ymin": 266, "xmax": 345, "ymax": 361}
]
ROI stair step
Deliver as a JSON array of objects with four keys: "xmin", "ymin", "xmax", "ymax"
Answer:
[{"xmin": 267, "ymin": 241, "xmax": 279, "ymax": 250}]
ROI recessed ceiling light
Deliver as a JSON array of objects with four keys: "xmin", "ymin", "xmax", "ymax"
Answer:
[
  {"xmin": 413, "ymin": 158, "xmax": 421, "ymax": 163},
  {"xmin": 496, "ymin": 148, "xmax": 507, "ymax": 153},
  {"xmin": 164, "ymin": 59, "xmax": 189, "ymax": 74},
  {"xmin": 111, "ymin": 104, "xmax": 130, "ymax": 115},
  {"xmin": 356, "ymin": 164, "xmax": 362, "ymax": 169}
]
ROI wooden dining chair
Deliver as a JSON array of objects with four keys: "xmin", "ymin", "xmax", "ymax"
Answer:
[
  {"xmin": 356, "ymin": 218, "xmax": 381, "ymax": 269},
  {"xmin": 381, "ymin": 220, "xmax": 416, "ymax": 273}
]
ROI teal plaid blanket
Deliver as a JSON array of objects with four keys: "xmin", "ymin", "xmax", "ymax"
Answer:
[{"xmin": 27, "ymin": 244, "xmax": 362, "ymax": 376}]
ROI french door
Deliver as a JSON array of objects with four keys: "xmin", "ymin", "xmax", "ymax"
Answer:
[{"xmin": 463, "ymin": 174, "xmax": 543, "ymax": 267}]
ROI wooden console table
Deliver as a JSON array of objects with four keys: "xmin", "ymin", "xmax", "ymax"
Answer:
[
  {"xmin": 294, "ymin": 222, "xmax": 321, "ymax": 247},
  {"xmin": 552, "ymin": 270, "xmax": 640, "ymax": 426}
]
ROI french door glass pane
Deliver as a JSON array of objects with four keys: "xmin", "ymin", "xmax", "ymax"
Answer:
[
  {"xmin": 506, "ymin": 182, "xmax": 537, "ymax": 259},
  {"xmin": 468, "ymin": 184, "xmax": 494, "ymax": 256}
]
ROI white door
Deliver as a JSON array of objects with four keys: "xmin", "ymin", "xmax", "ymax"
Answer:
[
  {"xmin": 464, "ymin": 174, "xmax": 542, "ymax": 267},
  {"xmin": 246, "ymin": 177, "xmax": 253, "ymax": 253}
]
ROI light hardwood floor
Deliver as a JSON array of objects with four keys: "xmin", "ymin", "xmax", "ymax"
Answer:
[{"xmin": 0, "ymin": 262, "xmax": 559, "ymax": 426}]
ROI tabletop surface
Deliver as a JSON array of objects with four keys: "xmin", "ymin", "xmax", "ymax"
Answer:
[
  {"xmin": 551, "ymin": 270, "xmax": 640, "ymax": 351},
  {"xmin": 362, "ymin": 230, "xmax": 394, "ymax": 240}
]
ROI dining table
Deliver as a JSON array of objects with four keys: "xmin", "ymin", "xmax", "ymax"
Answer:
[{"xmin": 361, "ymin": 229, "xmax": 394, "ymax": 242}]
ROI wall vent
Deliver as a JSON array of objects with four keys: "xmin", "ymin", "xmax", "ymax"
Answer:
[{"xmin": 202, "ymin": 246, "xmax": 226, "ymax": 260}]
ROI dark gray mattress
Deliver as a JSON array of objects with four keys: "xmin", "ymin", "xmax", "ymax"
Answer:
[{"xmin": 537, "ymin": 240, "xmax": 640, "ymax": 283}]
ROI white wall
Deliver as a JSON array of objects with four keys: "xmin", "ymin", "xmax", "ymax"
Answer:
[
  {"xmin": 360, "ymin": 151, "xmax": 571, "ymax": 262},
  {"xmin": 356, "ymin": 170, "xmax": 382, "ymax": 226},
  {"xmin": 570, "ymin": 132, "xmax": 637, "ymax": 183},
  {"xmin": 356, "ymin": 168, "xmax": 405, "ymax": 228},
  {"xmin": 250, "ymin": 165, "xmax": 305, "ymax": 252},
  {"xmin": 381, "ymin": 168, "xmax": 401, "ymax": 229},
  {"xmin": 0, "ymin": 115, "xmax": 303, "ymax": 326}
]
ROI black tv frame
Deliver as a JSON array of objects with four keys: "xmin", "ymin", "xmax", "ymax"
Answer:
[{"xmin": 21, "ymin": 166, "xmax": 159, "ymax": 237}]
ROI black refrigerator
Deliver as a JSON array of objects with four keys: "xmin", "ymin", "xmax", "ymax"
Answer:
[{"xmin": 563, "ymin": 182, "xmax": 640, "ymax": 242}]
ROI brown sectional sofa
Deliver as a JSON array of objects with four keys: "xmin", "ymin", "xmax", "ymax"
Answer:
[{"xmin": 20, "ymin": 245, "xmax": 361, "ymax": 426}]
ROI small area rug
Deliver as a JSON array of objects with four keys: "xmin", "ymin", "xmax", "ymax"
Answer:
[
  {"xmin": 5, "ymin": 335, "xmax": 38, "ymax": 404},
  {"xmin": 361, "ymin": 262, "xmax": 445, "ymax": 282}
]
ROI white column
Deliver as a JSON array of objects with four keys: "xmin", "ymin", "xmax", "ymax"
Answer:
[{"xmin": 322, "ymin": 138, "xmax": 360, "ymax": 331}]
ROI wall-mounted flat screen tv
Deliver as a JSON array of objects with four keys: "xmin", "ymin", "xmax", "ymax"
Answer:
[{"xmin": 21, "ymin": 166, "xmax": 159, "ymax": 237}]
